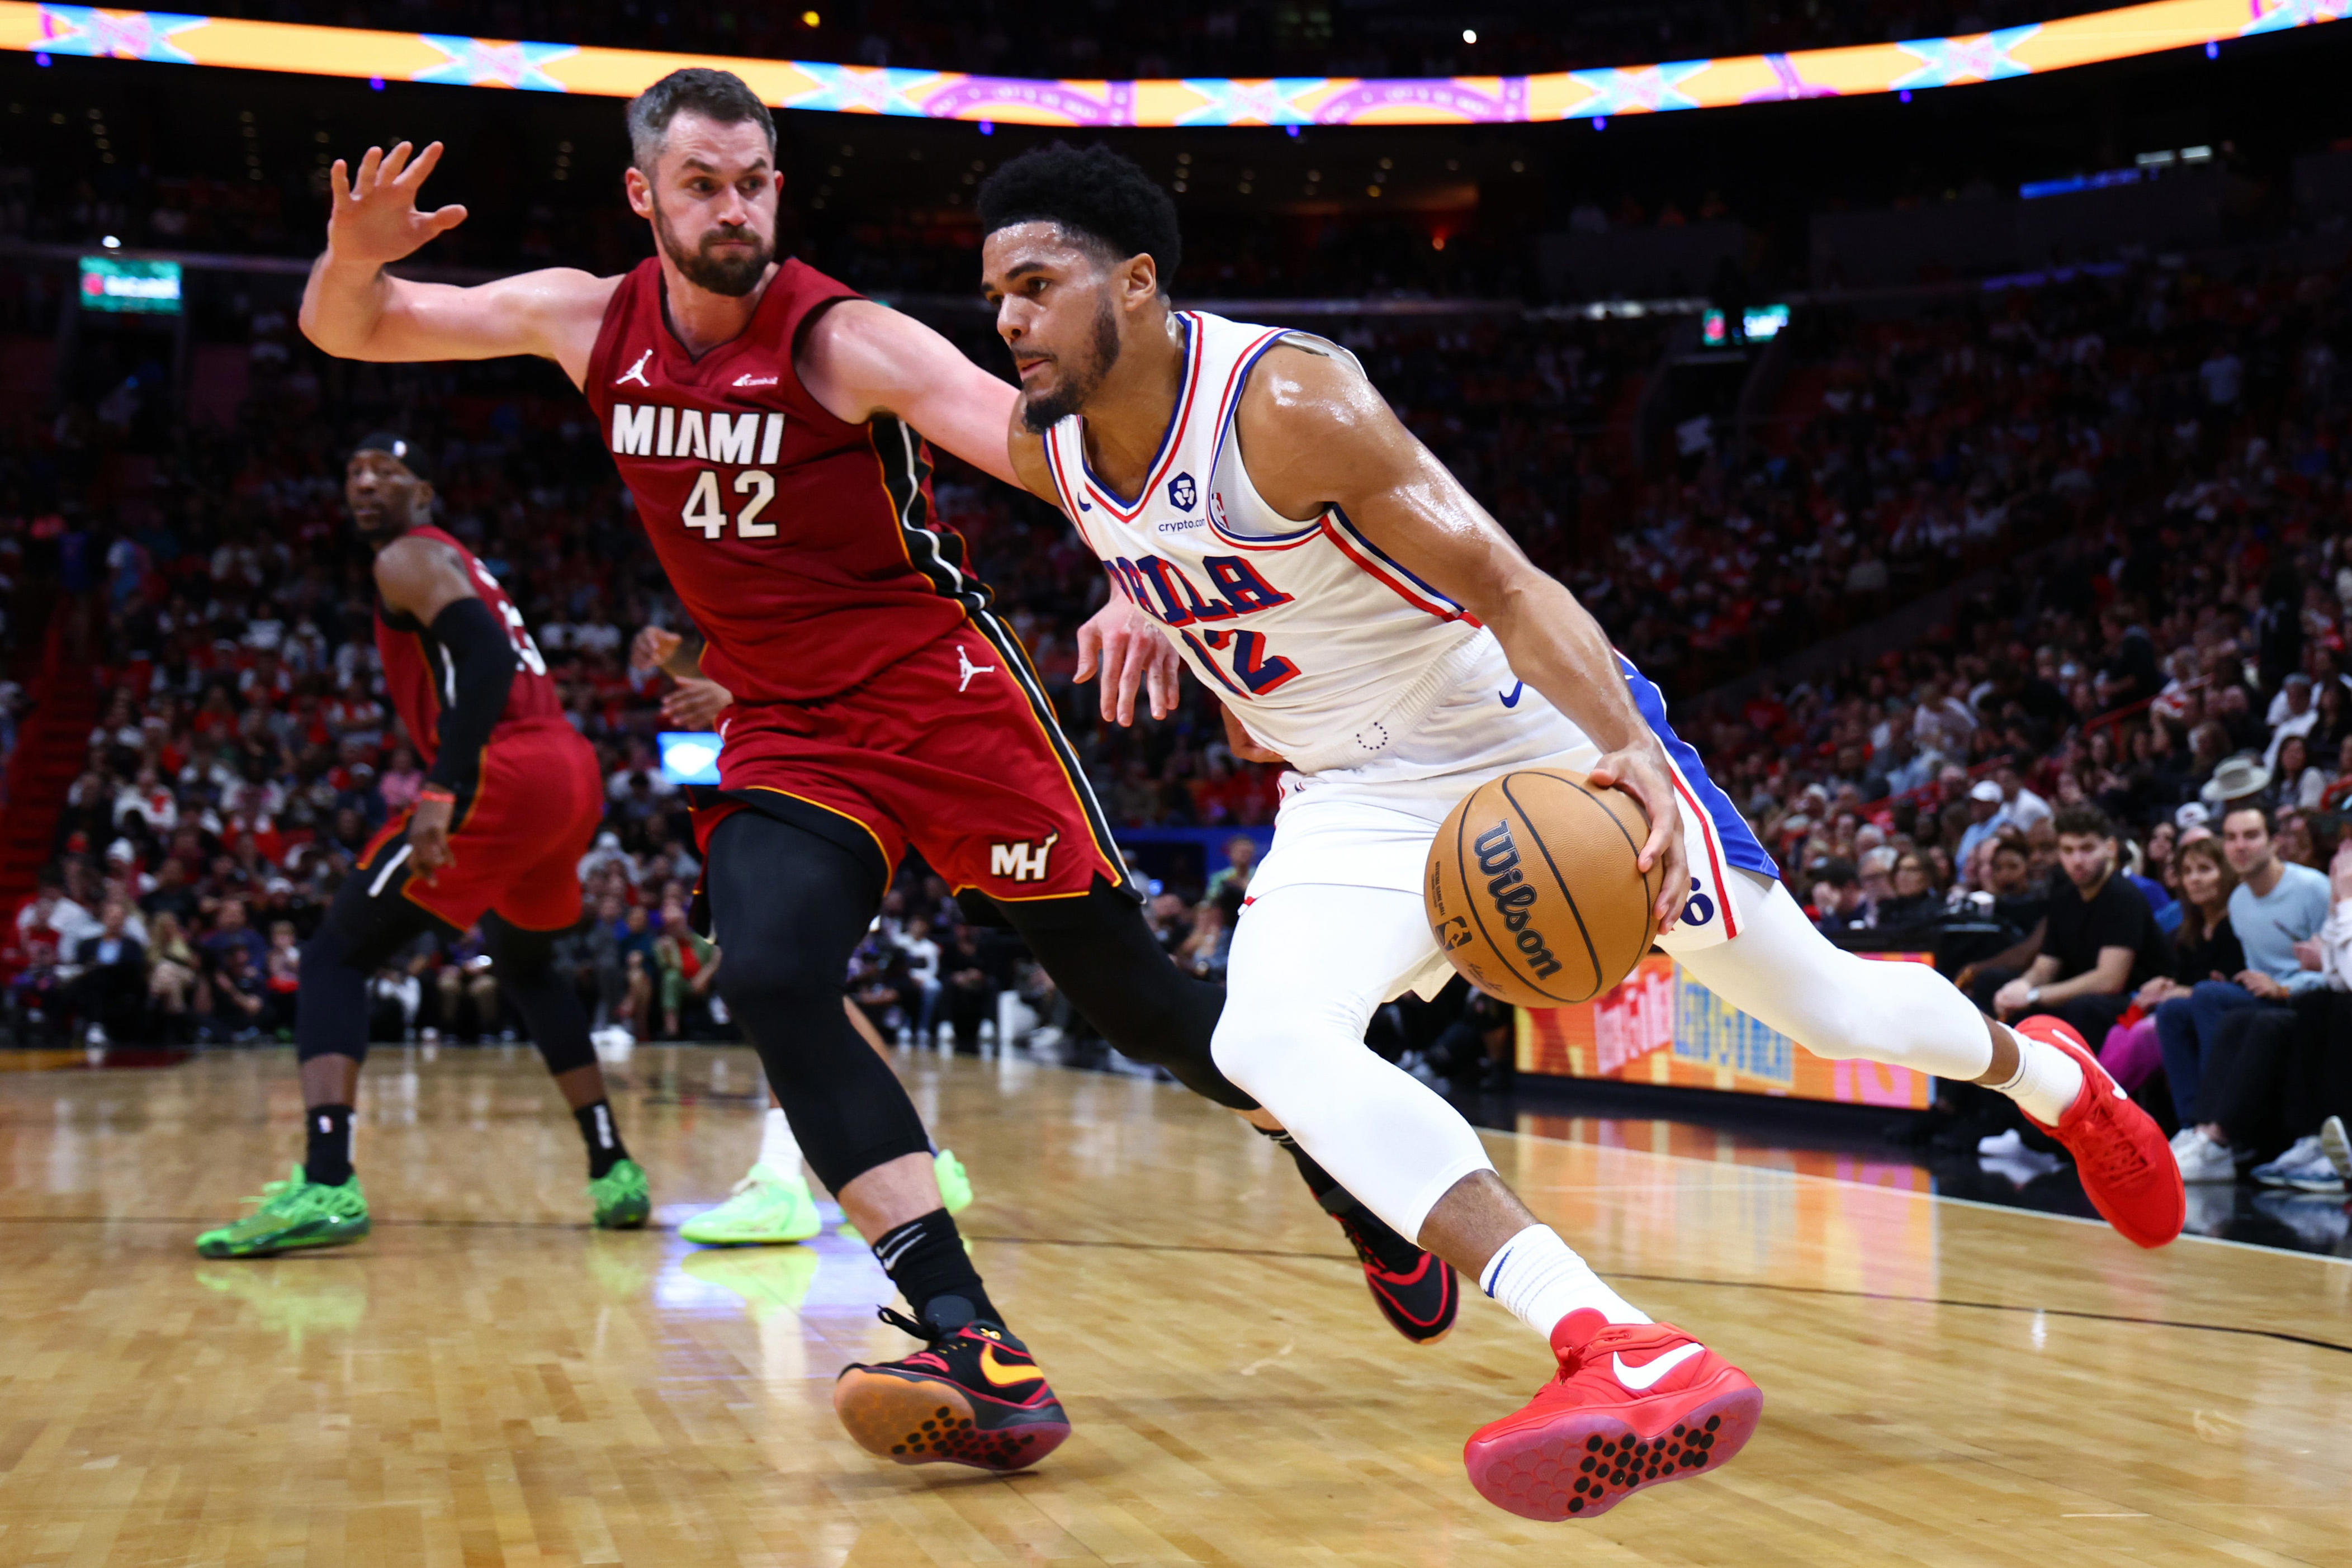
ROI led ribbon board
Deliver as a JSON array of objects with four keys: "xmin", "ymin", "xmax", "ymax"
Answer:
[{"xmin": 2, "ymin": 1, "xmax": 2341, "ymax": 125}]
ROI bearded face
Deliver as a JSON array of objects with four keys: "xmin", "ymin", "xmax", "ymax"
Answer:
[
  {"xmin": 1019, "ymin": 291, "xmax": 1125, "ymax": 433},
  {"xmin": 652, "ymin": 190, "xmax": 773, "ymax": 299}
]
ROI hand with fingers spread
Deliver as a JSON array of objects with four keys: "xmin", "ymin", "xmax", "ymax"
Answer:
[
  {"xmin": 1075, "ymin": 593, "xmax": 1181, "ymax": 725},
  {"xmin": 327, "ymin": 140, "xmax": 468, "ymax": 267},
  {"xmin": 1586, "ymin": 743, "xmax": 1691, "ymax": 935}
]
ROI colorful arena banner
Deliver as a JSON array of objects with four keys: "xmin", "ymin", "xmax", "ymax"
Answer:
[
  {"xmin": 1, "ymin": 2, "xmax": 2342, "ymax": 127},
  {"xmin": 1517, "ymin": 952, "xmax": 1937, "ymax": 1110}
]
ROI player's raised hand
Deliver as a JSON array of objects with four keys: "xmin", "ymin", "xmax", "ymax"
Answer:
[
  {"xmin": 1586, "ymin": 745, "xmax": 1690, "ymax": 935},
  {"xmin": 326, "ymin": 140, "xmax": 467, "ymax": 266},
  {"xmin": 661, "ymin": 676, "xmax": 735, "ymax": 731},
  {"xmin": 630, "ymin": 625, "xmax": 683, "ymax": 675},
  {"xmin": 1075, "ymin": 593, "xmax": 1179, "ymax": 724}
]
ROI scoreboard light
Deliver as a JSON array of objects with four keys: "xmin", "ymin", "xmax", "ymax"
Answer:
[
  {"xmin": 79, "ymin": 256, "xmax": 183, "ymax": 314},
  {"xmin": 1700, "ymin": 302, "xmax": 1790, "ymax": 347}
]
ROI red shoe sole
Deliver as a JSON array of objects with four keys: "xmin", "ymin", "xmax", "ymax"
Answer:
[
  {"xmin": 1464, "ymin": 1375, "xmax": 1762, "ymax": 1520},
  {"xmin": 833, "ymin": 1367, "xmax": 1071, "ymax": 1472}
]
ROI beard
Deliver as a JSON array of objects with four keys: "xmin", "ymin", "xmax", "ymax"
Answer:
[
  {"xmin": 652, "ymin": 196, "xmax": 773, "ymax": 298},
  {"xmin": 1019, "ymin": 295, "xmax": 1124, "ymax": 433}
]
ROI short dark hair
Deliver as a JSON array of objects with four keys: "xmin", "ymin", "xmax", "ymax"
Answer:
[
  {"xmin": 1807, "ymin": 857, "xmax": 1859, "ymax": 888},
  {"xmin": 977, "ymin": 143, "xmax": 1181, "ymax": 292},
  {"xmin": 627, "ymin": 68, "xmax": 775, "ymax": 173},
  {"xmin": 2221, "ymin": 801, "xmax": 2275, "ymax": 836},
  {"xmin": 2051, "ymin": 804, "xmax": 2114, "ymax": 841}
]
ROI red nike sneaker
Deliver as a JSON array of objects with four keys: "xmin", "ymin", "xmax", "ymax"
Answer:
[
  {"xmin": 1463, "ymin": 1312, "xmax": 1762, "ymax": 1521},
  {"xmin": 2014, "ymin": 1014, "xmax": 2185, "ymax": 1249},
  {"xmin": 1334, "ymin": 1208, "xmax": 1459, "ymax": 1344},
  {"xmin": 834, "ymin": 1308, "xmax": 1071, "ymax": 1471}
]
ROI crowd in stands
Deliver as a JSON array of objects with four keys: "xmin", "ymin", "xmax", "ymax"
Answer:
[{"xmin": 4, "ymin": 232, "xmax": 2352, "ymax": 1202}]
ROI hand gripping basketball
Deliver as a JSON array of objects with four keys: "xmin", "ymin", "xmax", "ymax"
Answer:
[{"xmin": 1423, "ymin": 769, "xmax": 1659, "ymax": 1008}]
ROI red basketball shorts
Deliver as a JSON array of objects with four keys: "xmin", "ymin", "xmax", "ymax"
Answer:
[
  {"xmin": 358, "ymin": 718, "xmax": 604, "ymax": 933},
  {"xmin": 692, "ymin": 623, "xmax": 1128, "ymax": 902}
]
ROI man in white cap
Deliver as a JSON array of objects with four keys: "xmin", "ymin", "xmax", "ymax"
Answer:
[{"xmin": 1957, "ymin": 777, "xmax": 2008, "ymax": 870}]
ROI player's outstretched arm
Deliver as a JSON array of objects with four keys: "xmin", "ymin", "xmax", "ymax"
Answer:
[
  {"xmin": 299, "ymin": 140, "xmax": 615, "ymax": 383},
  {"xmin": 1238, "ymin": 344, "xmax": 1691, "ymax": 934},
  {"xmin": 798, "ymin": 300, "xmax": 1023, "ymax": 487}
]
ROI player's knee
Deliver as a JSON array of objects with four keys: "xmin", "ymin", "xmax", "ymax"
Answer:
[
  {"xmin": 712, "ymin": 944, "xmax": 836, "ymax": 1022},
  {"xmin": 1209, "ymin": 994, "xmax": 1366, "ymax": 1103}
]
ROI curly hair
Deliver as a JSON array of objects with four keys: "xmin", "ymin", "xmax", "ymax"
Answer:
[{"xmin": 977, "ymin": 143, "xmax": 1181, "ymax": 293}]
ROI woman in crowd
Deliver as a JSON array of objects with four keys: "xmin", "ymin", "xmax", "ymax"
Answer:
[
  {"xmin": 144, "ymin": 911, "xmax": 201, "ymax": 1039},
  {"xmin": 2099, "ymin": 837, "xmax": 2242, "ymax": 1098},
  {"xmin": 1873, "ymin": 850, "xmax": 1945, "ymax": 935},
  {"xmin": 2271, "ymin": 735, "xmax": 2326, "ymax": 812}
]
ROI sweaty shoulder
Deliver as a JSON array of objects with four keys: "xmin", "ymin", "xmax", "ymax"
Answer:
[
  {"xmin": 372, "ymin": 532, "xmax": 473, "ymax": 620},
  {"xmin": 1234, "ymin": 336, "xmax": 1405, "ymax": 519},
  {"xmin": 510, "ymin": 268, "xmax": 625, "ymax": 386},
  {"xmin": 1008, "ymin": 421, "xmax": 1058, "ymax": 504}
]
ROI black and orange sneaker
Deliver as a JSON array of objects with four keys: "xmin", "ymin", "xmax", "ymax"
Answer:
[
  {"xmin": 833, "ymin": 1302, "xmax": 1071, "ymax": 1472},
  {"xmin": 1333, "ymin": 1203, "xmax": 1459, "ymax": 1344}
]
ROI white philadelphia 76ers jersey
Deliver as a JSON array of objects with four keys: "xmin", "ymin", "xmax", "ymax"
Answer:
[{"xmin": 1038, "ymin": 311, "xmax": 1485, "ymax": 773}]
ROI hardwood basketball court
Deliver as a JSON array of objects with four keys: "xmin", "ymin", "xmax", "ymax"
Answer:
[{"xmin": 2, "ymin": 1045, "xmax": 2345, "ymax": 1565}]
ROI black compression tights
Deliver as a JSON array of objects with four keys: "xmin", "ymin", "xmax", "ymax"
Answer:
[
  {"xmin": 705, "ymin": 811, "xmax": 936, "ymax": 1193},
  {"xmin": 995, "ymin": 885, "xmax": 1258, "ymax": 1111}
]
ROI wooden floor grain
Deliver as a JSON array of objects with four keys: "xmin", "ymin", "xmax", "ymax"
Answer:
[{"xmin": 1, "ymin": 1044, "xmax": 2346, "ymax": 1566}]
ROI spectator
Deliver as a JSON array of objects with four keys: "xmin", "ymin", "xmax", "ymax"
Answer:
[
  {"xmin": 1956, "ymin": 779, "xmax": 2005, "ymax": 870},
  {"xmin": 2099, "ymin": 837, "xmax": 2242, "ymax": 1096},
  {"xmin": 1983, "ymin": 806, "xmax": 2168, "ymax": 1050},
  {"xmin": 144, "ymin": 911, "xmax": 202, "ymax": 1039},
  {"xmin": 69, "ymin": 897, "xmax": 147, "ymax": 1044},
  {"xmin": 262, "ymin": 920, "xmax": 302, "ymax": 1035},
  {"xmin": 652, "ymin": 898, "xmax": 720, "ymax": 1039},
  {"xmin": 2162, "ymin": 804, "xmax": 2332, "ymax": 1181},
  {"xmin": 209, "ymin": 941, "xmax": 269, "ymax": 1041},
  {"xmin": 1874, "ymin": 850, "xmax": 1944, "ymax": 935},
  {"xmin": 2268, "ymin": 733, "xmax": 2326, "ymax": 813},
  {"xmin": 1205, "ymin": 836, "xmax": 1257, "ymax": 904},
  {"xmin": 1808, "ymin": 859, "xmax": 1871, "ymax": 935}
]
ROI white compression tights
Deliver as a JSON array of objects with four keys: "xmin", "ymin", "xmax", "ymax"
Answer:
[
  {"xmin": 1674, "ymin": 871, "xmax": 1996, "ymax": 1083},
  {"xmin": 1213, "ymin": 873, "xmax": 1997, "ymax": 1246},
  {"xmin": 1214, "ymin": 882, "xmax": 1498, "ymax": 1242}
]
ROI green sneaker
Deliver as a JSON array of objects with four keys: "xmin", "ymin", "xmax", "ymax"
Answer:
[
  {"xmin": 680, "ymin": 1162, "xmax": 821, "ymax": 1246},
  {"xmin": 935, "ymin": 1148, "xmax": 975, "ymax": 1214},
  {"xmin": 835, "ymin": 1149, "xmax": 974, "ymax": 1244},
  {"xmin": 588, "ymin": 1158, "xmax": 651, "ymax": 1229},
  {"xmin": 195, "ymin": 1166, "xmax": 370, "ymax": 1259}
]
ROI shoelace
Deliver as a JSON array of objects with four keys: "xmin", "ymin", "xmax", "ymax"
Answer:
[
  {"xmin": 877, "ymin": 1305, "xmax": 950, "ymax": 1342},
  {"xmin": 725, "ymin": 1168, "xmax": 777, "ymax": 1198}
]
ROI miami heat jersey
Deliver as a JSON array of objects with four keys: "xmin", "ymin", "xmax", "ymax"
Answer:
[
  {"xmin": 374, "ymin": 524, "xmax": 562, "ymax": 767},
  {"xmin": 1037, "ymin": 312, "xmax": 1486, "ymax": 773},
  {"xmin": 583, "ymin": 257, "xmax": 986, "ymax": 704}
]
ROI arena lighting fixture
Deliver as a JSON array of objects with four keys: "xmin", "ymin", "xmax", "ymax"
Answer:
[{"xmin": 0, "ymin": 0, "xmax": 2336, "ymax": 127}]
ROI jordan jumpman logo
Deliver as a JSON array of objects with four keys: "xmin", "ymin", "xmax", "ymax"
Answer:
[
  {"xmin": 614, "ymin": 349, "xmax": 652, "ymax": 388},
  {"xmin": 957, "ymin": 645, "xmax": 997, "ymax": 692}
]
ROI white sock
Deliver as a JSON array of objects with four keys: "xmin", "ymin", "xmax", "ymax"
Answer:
[
  {"xmin": 756, "ymin": 1107, "xmax": 804, "ymax": 1180},
  {"xmin": 1479, "ymin": 1224, "xmax": 1650, "ymax": 1339},
  {"xmin": 1987, "ymin": 1026, "xmax": 2086, "ymax": 1125}
]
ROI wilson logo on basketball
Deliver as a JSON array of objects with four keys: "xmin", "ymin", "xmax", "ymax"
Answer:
[{"xmin": 1471, "ymin": 822, "xmax": 1565, "ymax": 981}]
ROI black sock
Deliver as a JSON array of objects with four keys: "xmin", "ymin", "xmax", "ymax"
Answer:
[
  {"xmin": 305, "ymin": 1104, "xmax": 355, "ymax": 1187},
  {"xmin": 871, "ymin": 1209, "xmax": 1002, "ymax": 1330},
  {"xmin": 1255, "ymin": 1124, "xmax": 1425, "ymax": 1273},
  {"xmin": 573, "ymin": 1100, "xmax": 630, "ymax": 1179}
]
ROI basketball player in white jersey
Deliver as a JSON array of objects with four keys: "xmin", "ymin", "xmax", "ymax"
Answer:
[{"xmin": 977, "ymin": 144, "xmax": 2185, "ymax": 1522}]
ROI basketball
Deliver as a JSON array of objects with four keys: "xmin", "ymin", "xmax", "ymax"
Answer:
[{"xmin": 1423, "ymin": 768, "xmax": 1658, "ymax": 1007}]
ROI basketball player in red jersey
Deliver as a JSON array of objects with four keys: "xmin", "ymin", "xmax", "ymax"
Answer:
[
  {"xmin": 296, "ymin": 69, "xmax": 1455, "ymax": 1472},
  {"xmin": 196, "ymin": 434, "xmax": 642, "ymax": 1260}
]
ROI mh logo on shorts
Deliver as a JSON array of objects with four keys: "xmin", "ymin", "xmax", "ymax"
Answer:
[
  {"xmin": 1474, "ymin": 822, "xmax": 1565, "ymax": 981},
  {"xmin": 989, "ymin": 832, "xmax": 1060, "ymax": 884}
]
